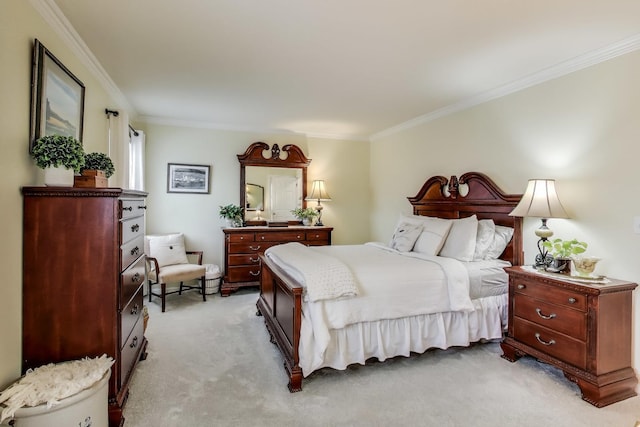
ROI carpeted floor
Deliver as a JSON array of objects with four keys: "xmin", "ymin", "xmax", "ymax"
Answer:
[{"xmin": 123, "ymin": 289, "xmax": 639, "ymax": 427}]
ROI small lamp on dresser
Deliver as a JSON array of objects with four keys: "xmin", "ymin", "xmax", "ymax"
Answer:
[
  {"xmin": 306, "ymin": 180, "xmax": 331, "ymax": 226},
  {"xmin": 509, "ymin": 179, "xmax": 569, "ymax": 268}
]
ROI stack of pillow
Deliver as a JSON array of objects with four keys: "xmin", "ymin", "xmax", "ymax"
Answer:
[{"xmin": 388, "ymin": 213, "xmax": 513, "ymax": 261}]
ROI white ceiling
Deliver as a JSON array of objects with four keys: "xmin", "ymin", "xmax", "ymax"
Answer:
[{"xmin": 51, "ymin": 0, "xmax": 640, "ymax": 140}]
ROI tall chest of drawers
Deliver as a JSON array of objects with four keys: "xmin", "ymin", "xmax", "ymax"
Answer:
[
  {"xmin": 222, "ymin": 226, "xmax": 333, "ymax": 296},
  {"xmin": 501, "ymin": 266, "xmax": 637, "ymax": 407},
  {"xmin": 22, "ymin": 187, "xmax": 148, "ymax": 427}
]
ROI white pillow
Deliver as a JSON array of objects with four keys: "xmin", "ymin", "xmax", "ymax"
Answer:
[
  {"xmin": 484, "ymin": 225, "xmax": 514, "ymax": 260},
  {"xmin": 389, "ymin": 221, "xmax": 423, "ymax": 252},
  {"xmin": 413, "ymin": 217, "xmax": 453, "ymax": 255},
  {"xmin": 439, "ymin": 215, "xmax": 478, "ymax": 261},
  {"xmin": 148, "ymin": 233, "xmax": 189, "ymax": 267},
  {"xmin": 473, "ymin": 219, "xmax": 496, "ymax": 261}
]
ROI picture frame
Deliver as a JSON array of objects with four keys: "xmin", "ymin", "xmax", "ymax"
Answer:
[
  {"xmin": 167, "ymin": 163, "xmax": 211, "ymax": 194},
  {"xmin": 30, "ymin": 39, "xmax": 85, "ymax": 152}
]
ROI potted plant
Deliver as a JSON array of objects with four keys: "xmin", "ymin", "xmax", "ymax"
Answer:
[
  {"xmin": 81, "ymin": 152, "xmax": 115, "ymax": 178},
  {"xmin": 219, "ymin": 204, "xmax": 243, "ymax": 227},
  {"xmin": 541, "ymin": 238, "xmax": 588, "ymax": 274},
  {"xmin": 31, "ymin": 135, "xmax": 85, "ymax": 186},
  {"xmin": 291, "ymin": 207, "xmax": 319, "ymax": 226}
]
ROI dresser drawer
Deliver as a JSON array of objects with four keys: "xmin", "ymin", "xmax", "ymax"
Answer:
[
  {"xmin": 119, "ymin": 316, "xmax": 144, "ymax": 388},
  {"xmin": 229, "ymin": 242, "xmax": 278, "ymax": 254},
  {"xmin": 229, "ymin": 253, "xmax": 261, "ymax": 266},
  {"xmin": 228, "ymin": 233, "xmax": 255, "ymax": 243},
  {"xmin": 121, "ymin": 216, "xmax": 145, "ymax": 244},
  {"xmin": 305, "ymin": 230, "xmax": 329, "ymax": 242},
  {"xmin": 513, "ymin": 294, "xmax": 587, "ymax": 340},
  {"xmin": 121, "ymin": 287, "xmax": 143, "ymax": 348},
  {"xmin": 121, "ymin": 235, "xmax": 144, "ymax": 271},
  {"xmin": 513, "ymin": 318, "xmax": 586, "ymax": 369},
  {"xmin": 121, "ymin": 256, "xmax": 145, "ymax": 309},
  {"xmin": 256, "ymin": 231, "xmax": 305, "ymax": 242},
  {"xmin": 513, "ymin": 278, "xmax": 586, "ymax": 311},
  {"xmin": 227, "ymin": 265, "xmax": 261, "ymax": 282},
  {"xmin": 120, "ymin": 198, "xmax": 146, "ymax": 219}
]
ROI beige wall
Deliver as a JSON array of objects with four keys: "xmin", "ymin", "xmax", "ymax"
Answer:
[
  {"xmin": 370, "ymin": 50, "xmax": 640, "ymax": 375},
  {"xmin": 137, "ymin": 123, "xmax": 371, "ymax": 270},
  {"xmin": 0, "ymin": 1, "xmax": 128, "ymax": 388}
]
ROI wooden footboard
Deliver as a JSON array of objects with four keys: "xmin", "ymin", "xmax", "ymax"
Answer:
[{"xmin": 257, "ymin": 254, "xmax": 304, "ymax": 392}]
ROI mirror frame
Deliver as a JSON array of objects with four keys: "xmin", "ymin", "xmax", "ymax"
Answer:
[{"xmin": 238, "ymin": 142, "xmax": 311, "ymax": 220}]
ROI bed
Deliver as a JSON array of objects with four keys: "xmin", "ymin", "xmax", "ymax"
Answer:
[{"xmin": 257, "ymin": 172, "xmax": 523, "ymax": 391}]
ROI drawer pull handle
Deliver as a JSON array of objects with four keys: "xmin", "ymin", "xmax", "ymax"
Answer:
[
  {"xmin": 568, "ymin": 297, "xmax": 577, "ymax": 304},
  {"xmin": 249, "ymin": 245, "xmax": 261, "ymax": 251},
  {"xmin": 122, "ymin": 206, "xmax": 133, "ymax": 212},
  {"xmin": 130, "ymin": 246, "xmax": 140, "ymax": 256},
  {"xmin": 535, "ymin": 308, "xmax": 556, "ymax": 320},
  {"xmin": 131, "ymin": 224, "xmax": 140, "ymax": 232},
  {"xmin": 132, "ymin": 272, "xmax": 141, "ymax": 283},
  {"xmin": 250, "ymin": 257, "xmax": 259, "ymax": 263},
  {"xmin": 131, "ymin": 304, "xmax": 139, "ymax": 315},
  {"xmin": 138, "ymin": 205, "xmax": 146, "ymax": 210},
  {"xmin": 130, "ymin": 336, "xmax": 138, "ymax": 348},
  {"xmin": 261, "ymin": 236, "xmax": 265, "ymax": 240},
  {"xmin": 517, "ymin": 284, "xmax": 525, "ymax": 290},
  {"xmin": 249, "ymin": 270, "xmax": 260, "ymax": 276},
  {"xmin": 534, "ymin": 333, "xmax": 555, "ymax": 346}
]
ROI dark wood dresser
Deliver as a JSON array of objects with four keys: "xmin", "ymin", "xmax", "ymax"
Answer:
[
  {"xmin": 22, "ymin": 187, "xmax": 148, "ymax": 427},
  {"xmin": 501, "ymin": 266, "xmax": 637, "ymax": 407},
  {"xmin": 222, "ymin": 226, "xmax": 332, "ymax": 296}
]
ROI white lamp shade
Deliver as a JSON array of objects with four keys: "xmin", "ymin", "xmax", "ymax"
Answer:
[
  {"xmin": 509, "ymin": 179, "xmax": 569, "ymax": 219},
  {"xmin": 306, "ymin": 180, "xmax": 331, "ymax": 201}
]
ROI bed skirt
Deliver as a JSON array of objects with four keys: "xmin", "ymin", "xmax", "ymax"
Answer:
[{"xmin": 299, "ymin": 293, "xmax": 507, "ymax": 376}]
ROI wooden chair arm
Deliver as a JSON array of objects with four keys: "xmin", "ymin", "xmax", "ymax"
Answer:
[
  {"xmin": 186, "ymin": 250, "xmax": 204, "ymax": 265},
  {"xmin": 146, "ymin": 255, "xmax": 161, "ymax": 281}
]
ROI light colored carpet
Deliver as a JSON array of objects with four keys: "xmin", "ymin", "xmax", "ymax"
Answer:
[{"xmin": 123, "ymin": 289, "xmax": 639, "ymax": 427}]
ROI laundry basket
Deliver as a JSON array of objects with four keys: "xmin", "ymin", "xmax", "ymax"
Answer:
[
  {"xmin": 203, "ymin": 264, "xmax": 222, "ymax": 295},
  {"xmin": 0, "ymin": 357, "xmax": 113, "ymax": 427}
]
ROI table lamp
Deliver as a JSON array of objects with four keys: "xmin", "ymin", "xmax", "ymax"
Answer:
[{"xmin": 305, "ymin": 180, "xmax": 331, "ymax": 226}]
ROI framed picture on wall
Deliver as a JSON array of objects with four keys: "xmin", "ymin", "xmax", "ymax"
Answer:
[
  {"xmin": 167, "ymin": 163, "xmax": 211, "ymax": 194},
  {"xmin": 30, "ymin": 39, "xmax": 85, "ymax": 152}
]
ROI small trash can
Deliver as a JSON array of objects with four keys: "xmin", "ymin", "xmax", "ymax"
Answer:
[
  {"xmin": 0, "ymin": 357, "xmax": 113, "ymax": 427},
  {"xmin": 203, "ymin": 264, "xmax": 221, "ymax": 295}
]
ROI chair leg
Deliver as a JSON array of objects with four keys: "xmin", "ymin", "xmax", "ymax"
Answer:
[
  {"xmin": 201, "ymin": 276, "xmax": 206, "ymax": 301},
  {"xmin": 161, "ymin": 282, "xmax": 166, "ymax": 313},
  {"xmin": 179, "ymin": 281, "xmax": 184, "ymax": 295},
  {"xmin": 148, "ymin": 281, "xmax": 152, "ymax": 302}
]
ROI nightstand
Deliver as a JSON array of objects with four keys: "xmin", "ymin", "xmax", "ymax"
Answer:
[{"xmin": 501, "ymin": 266, "xmax": 638, "ymax": 407}]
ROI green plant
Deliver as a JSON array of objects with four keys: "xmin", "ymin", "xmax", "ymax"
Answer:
[
  {"xmin": 219, "ymin": 204, "xmax": 243, "ymax": 220},
  {"xmin": 542, "ymin": 238, "xmax": 588, "ymax": 259},
  {"xmin": 31, "ymin": 135, "xmax": 85, "ymax": 172},
  {"xmin": 291, "ymin": 207, "xmax": 319, "ymax": 219},
  {"xmin": 81, "ymin": 152, "xmax": 115, "ymax": 178}
]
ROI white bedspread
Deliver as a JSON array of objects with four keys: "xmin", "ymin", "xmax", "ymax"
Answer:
[
  {"xmin": 265, "ymin": 242, "xmax": 357, "ymax": 302},
  {"xmin": 266, "ymin": 242, "xmax": 476, "ymax": 375}
]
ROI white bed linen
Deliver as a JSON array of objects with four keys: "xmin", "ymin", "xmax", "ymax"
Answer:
[{"xmin": 463, "ymin": 259, "xmax": 511, "ymax": 299}]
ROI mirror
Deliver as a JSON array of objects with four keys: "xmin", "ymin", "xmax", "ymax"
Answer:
[
  {"xmin": 239, "ymin": 142, "xmax": 311, "ymax": 223},
  {"xmin": 245, "ymin": 183, "xmax": 264, "ymax": 211}
]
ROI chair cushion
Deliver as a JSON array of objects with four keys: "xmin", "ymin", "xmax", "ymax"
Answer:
[
  {"xmin": 147, "ymin": 233, "xmax": 189, "ymax": 267},
  {"xmin": 157, "ymin": 263, "xmax": 206, "ymax": 283}
]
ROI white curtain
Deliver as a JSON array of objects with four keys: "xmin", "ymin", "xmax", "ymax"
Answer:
[
  {"xmin": 107, "ymin": 110, "xmax": 130, "ymax": 188},
  {"xmin": 129, "ymin": 130, "xmax": 145, "ymax": 191}
]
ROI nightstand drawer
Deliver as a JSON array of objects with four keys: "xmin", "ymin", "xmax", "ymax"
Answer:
[
  {"xmin": 228, "ymin": 253, "xmax": 261, "ymax": 266},
  {"xmin": 256, "ymin": 231, "xmax": 305, "ymax": 242},
  {"xmin": 306, "ymin": 230, "xmax": 330, "ymax": 241},
  {"xmin": 513, "ymin": 294, "xmax": 587, "ymax": 340},
  {"xmin": 514, "ymin": 318, "xmax": 586, "ymax": 369},
  {"xmin": 228, "ymin": 233, "xmax": 255, "ymax": 243},
  {"xmin": 227, "ymin": 265, "xmax": 261, "ymax": 282},
  {"xmin": 513, "ymin": 278, "xmax": 586, "ymax": 311}
]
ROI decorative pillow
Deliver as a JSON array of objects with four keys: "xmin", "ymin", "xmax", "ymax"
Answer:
[
  {"xmin": 389, "ymin": 221, "xmax": 423, "ymax": 252},
  {"xmin": 412, "ymin": 217, "xmax": 453, "ymax": 255},
  {"xmin": 439, "ymin": 215, "xmax": 479, "ymax": 261},
  {"xmin": 473, "ymin": 219, "xmax": 496, "ymax": 261},
  {"xmin": 484, "ymin": 225, "xmax": 515, "ymax": 260},
  {"xmin": 148, "ymin": 233, "xmax": 189, "ymax": 267}
]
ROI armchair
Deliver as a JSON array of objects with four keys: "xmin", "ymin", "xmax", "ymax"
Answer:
[{"xmin": 145, "ymin": 233, "xmax": 206, "ymax": 312}]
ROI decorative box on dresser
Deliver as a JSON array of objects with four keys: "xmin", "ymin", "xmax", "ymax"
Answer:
[
  {"xmin": 22, "ymin": 187, "xmax": 148, "ymax": 427},
  {"xmin": 222, "ymin": 226, "xmax": 333, "ymax": 296},
  {"xmin": 501, "ymin": 266, "xmax": 637, "ymax": 407}
]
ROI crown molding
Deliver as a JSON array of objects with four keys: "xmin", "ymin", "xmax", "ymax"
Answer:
[
  {"xmin": 29, "ymin": 0, "xmax": 133, "ymax": 113},
  {"xmin": 370, "ymin": 33, "xmax": 640, "ymax": 141}
]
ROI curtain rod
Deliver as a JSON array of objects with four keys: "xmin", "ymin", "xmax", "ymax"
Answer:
[{"xmin": 105, "ymin": 108, "xmax": 139, "ymax": 136}]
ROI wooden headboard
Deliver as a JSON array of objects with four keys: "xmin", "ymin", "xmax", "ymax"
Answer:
[{"xmin": 407, "ymin": 172, "xmax": 523, "ymax": 266}]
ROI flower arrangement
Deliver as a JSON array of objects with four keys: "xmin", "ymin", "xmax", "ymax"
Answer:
[
  {"xmin": 31, "ymin": 135, "xmax": 85, "ymax": 173},
  {"xmin": 81, "ymin": 152, "xmax": 115, "ymax": 178},
  {"xmin": 219, "ymin": 204, "xmax": 243, "ymax": 227},
  {"xmin": 542, "ymin": 238, "xmax": 587, "ymax": 259},
  {"xmin": 291, "ymin": 207, "xmax": 319, "ymax": 220}
]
